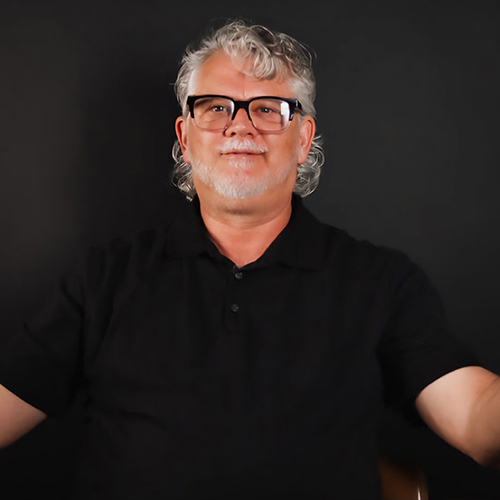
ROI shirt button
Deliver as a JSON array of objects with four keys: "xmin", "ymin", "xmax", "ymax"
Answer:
[
  {"xmin": 234, "ymin": 271, "xmax": 243, "ymax": 280},
  {"xmin": 230, "ymin": 303, "xmax": 239, "ymax": 313}
]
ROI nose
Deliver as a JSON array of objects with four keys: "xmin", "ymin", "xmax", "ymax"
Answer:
[{"xmin": 224, "ymin": 108, "xmax": 257, "ymax": 136}]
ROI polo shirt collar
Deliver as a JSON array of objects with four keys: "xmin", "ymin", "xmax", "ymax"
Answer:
[
  {"xmin": 165, "ymin": 196, "xmax": 214, "ymax": 258},
  {"xmin": 165, "ymin": 194, "xmax": 329, "ymax": 271},
  {"xmin": 268, "ymin": 194, "xmax": 328, "ymax": 271}
]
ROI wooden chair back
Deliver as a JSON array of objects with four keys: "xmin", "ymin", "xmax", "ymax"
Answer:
[{"xmin": 379, "ymin": 457, "xmax": 429, "ymax": 500}]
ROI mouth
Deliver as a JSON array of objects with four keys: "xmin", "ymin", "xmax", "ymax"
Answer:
[
  {"xmin": 223, "ymin": 151, "xmax": 261, "ymax": 156},
  {"xmin": 217, "ymin": 140, "xmax": 267, "ymax": 156}
]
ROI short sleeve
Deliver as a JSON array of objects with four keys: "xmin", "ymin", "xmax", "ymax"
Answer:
[
  {"xmin": 0, "ymin": 256, "xmax": 88, "ymax": 417},
  {"xmin": 377, "ymin": 256, "xmax": 478, "ymax": 422}
]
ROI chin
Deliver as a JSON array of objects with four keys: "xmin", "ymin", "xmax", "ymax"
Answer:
[
  {"xmin": 222, "ymin": 155, "xmax": 260, "ymax": 171},
  {"xmin": 206, "ymin": 169, "xmax": 270, "ymax": 199},
  {"xmin": 214, "ymin": 180, "xmax": 269, "ymax": 199},
  {"xmin": 192, "ymin": 158, "xmax": 296, "ymax": 200}
]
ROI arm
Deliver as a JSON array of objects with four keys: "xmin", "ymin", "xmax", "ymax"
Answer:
[
  {"xmin": 415, "ymin": 366, "xmax": 500, "ymax": 468},
  {"xmin": 0, "ymin": 383, "xmax": 46, "ymax": 449}
]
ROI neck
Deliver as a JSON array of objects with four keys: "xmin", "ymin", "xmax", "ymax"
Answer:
[{"xmin": 198, "ymin": 191, "xmax": 293, "ymax": 268}]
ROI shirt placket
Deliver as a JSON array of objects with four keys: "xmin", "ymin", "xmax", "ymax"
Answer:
[{"xmin": 222, "ymin": 265, "xmax": 245, "ymax": 334}]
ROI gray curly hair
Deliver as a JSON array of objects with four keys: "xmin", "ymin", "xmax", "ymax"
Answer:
[{"xmin": 172, "ymin": 20, "xmax": 324, "ymax": 201}]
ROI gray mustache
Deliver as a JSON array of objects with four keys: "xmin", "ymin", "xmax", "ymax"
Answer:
[{"xmin": 217, "ymin": 140, "xmax": 267, "ymax": 154}]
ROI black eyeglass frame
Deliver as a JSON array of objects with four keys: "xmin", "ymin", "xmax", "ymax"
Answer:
[{"xmin": 186, "ymin": 95, "xmax": 302, "ymax": 132}]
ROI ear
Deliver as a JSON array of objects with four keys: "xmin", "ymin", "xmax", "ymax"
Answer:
[
  {"xmin": 298, "ymin": 116, "xmax": 316, "ymax": 165},
  {"xmin": 175, "ymin": 116, "xmax": 191, "ymax": 164}
]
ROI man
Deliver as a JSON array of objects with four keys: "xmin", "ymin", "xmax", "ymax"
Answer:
[{"xmin": 1, "ymin": 20, "xmax": 500, "ymax": 499}]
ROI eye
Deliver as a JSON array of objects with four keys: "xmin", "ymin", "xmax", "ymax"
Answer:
[
  {"xmin": 251, "ymin": 99, "xmax": 283, "ymax": 117},
  {"xmin": 257, "ymin": 106, "xmax": 277, "ymax": 114},
  {"xmin": 212, "ymin": 105, "xmax": 228, "ymax": 113},
  {"xmin": 194, "ymin": 98, "xmax": 231, "ymax": 116}
]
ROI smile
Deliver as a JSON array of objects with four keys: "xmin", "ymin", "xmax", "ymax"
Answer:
[
  {"xmin": 217, "ymin": 139, "xmax": 268, "ymax": 156},
  {"xmin": 223, "ymin": 151, "xmax": 261, "ymax": 155}
]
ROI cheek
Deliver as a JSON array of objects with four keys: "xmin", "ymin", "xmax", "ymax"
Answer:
[
  {"xmin": 275, "ymin": 136, "xmax": 302, "ymax": 164},
  {"xmin": 185, "ymin": 134, "xmax": 219, "ymax": 164}
]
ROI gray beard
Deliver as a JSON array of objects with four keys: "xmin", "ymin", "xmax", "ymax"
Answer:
[{"xmin": 191, "ymin": 156, "xmax": 295, "ymax": 199}]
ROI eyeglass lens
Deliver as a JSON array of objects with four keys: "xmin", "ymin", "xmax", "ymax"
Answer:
[{"xmin": 192, "ymin": 97, "xmax": 291, "ymax": 131}]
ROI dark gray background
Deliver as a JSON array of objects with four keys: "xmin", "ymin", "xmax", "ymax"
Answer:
[{"xmin": 1, "ymin": 0, "xmax": 499, "ymax": 498}]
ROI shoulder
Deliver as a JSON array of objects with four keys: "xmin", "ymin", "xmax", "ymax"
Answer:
[
  {"xmin": 315, "ymin": 215, "xmax": 416, "ymax": 286},
  {"xmin": 291, "ymin": 198, "xmax": 411, "ymax": 277},
  {"xmin": 89, "ymin": 224, "xmax": 171, "ymax": 262},
  {"xmin": 69, "ymin": 224, "xmax": 174, "ymax": 294}
]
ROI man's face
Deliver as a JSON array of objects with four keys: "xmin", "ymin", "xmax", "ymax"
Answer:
[{"xmin": 175, "ymin": 51, "xmax": 315, "ymax": 200}]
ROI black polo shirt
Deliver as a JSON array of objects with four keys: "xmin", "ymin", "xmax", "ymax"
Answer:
[{"xmin": 0, "ymin": 195, "xmax": 474, "ymax": 499}]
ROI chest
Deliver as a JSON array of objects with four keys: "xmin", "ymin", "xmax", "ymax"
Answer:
[{"xmin": 84, "ymin": 258, "xmax": 389, "ymax": 425}]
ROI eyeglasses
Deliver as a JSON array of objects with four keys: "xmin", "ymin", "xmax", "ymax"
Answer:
[{"xmin": 186, "ymin": 95, "xmax": 302, "ymax": 133}]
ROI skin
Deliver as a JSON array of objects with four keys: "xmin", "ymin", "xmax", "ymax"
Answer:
[
  {"xmin": 1, "ymin": 46, "xmax": 500, "ymax": 479},
  {"xmin": 0, "ymin": 383, "xmax": 46, "ymax": 448},
  {"xmin": 176, "ymin": 51, "xmax": 500, "ymax": 470},
  {"xmin": 416, "ymin": 366, "xmax": 500, "ymax": 468},
  {"xmin": 175, "ymin": 51, "xmax": 315, "ymax": 267}
]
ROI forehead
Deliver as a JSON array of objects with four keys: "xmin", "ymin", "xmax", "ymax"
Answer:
[{"xmin": 191, "ymin": 51, "xmax": 295, "ymax": 100}]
